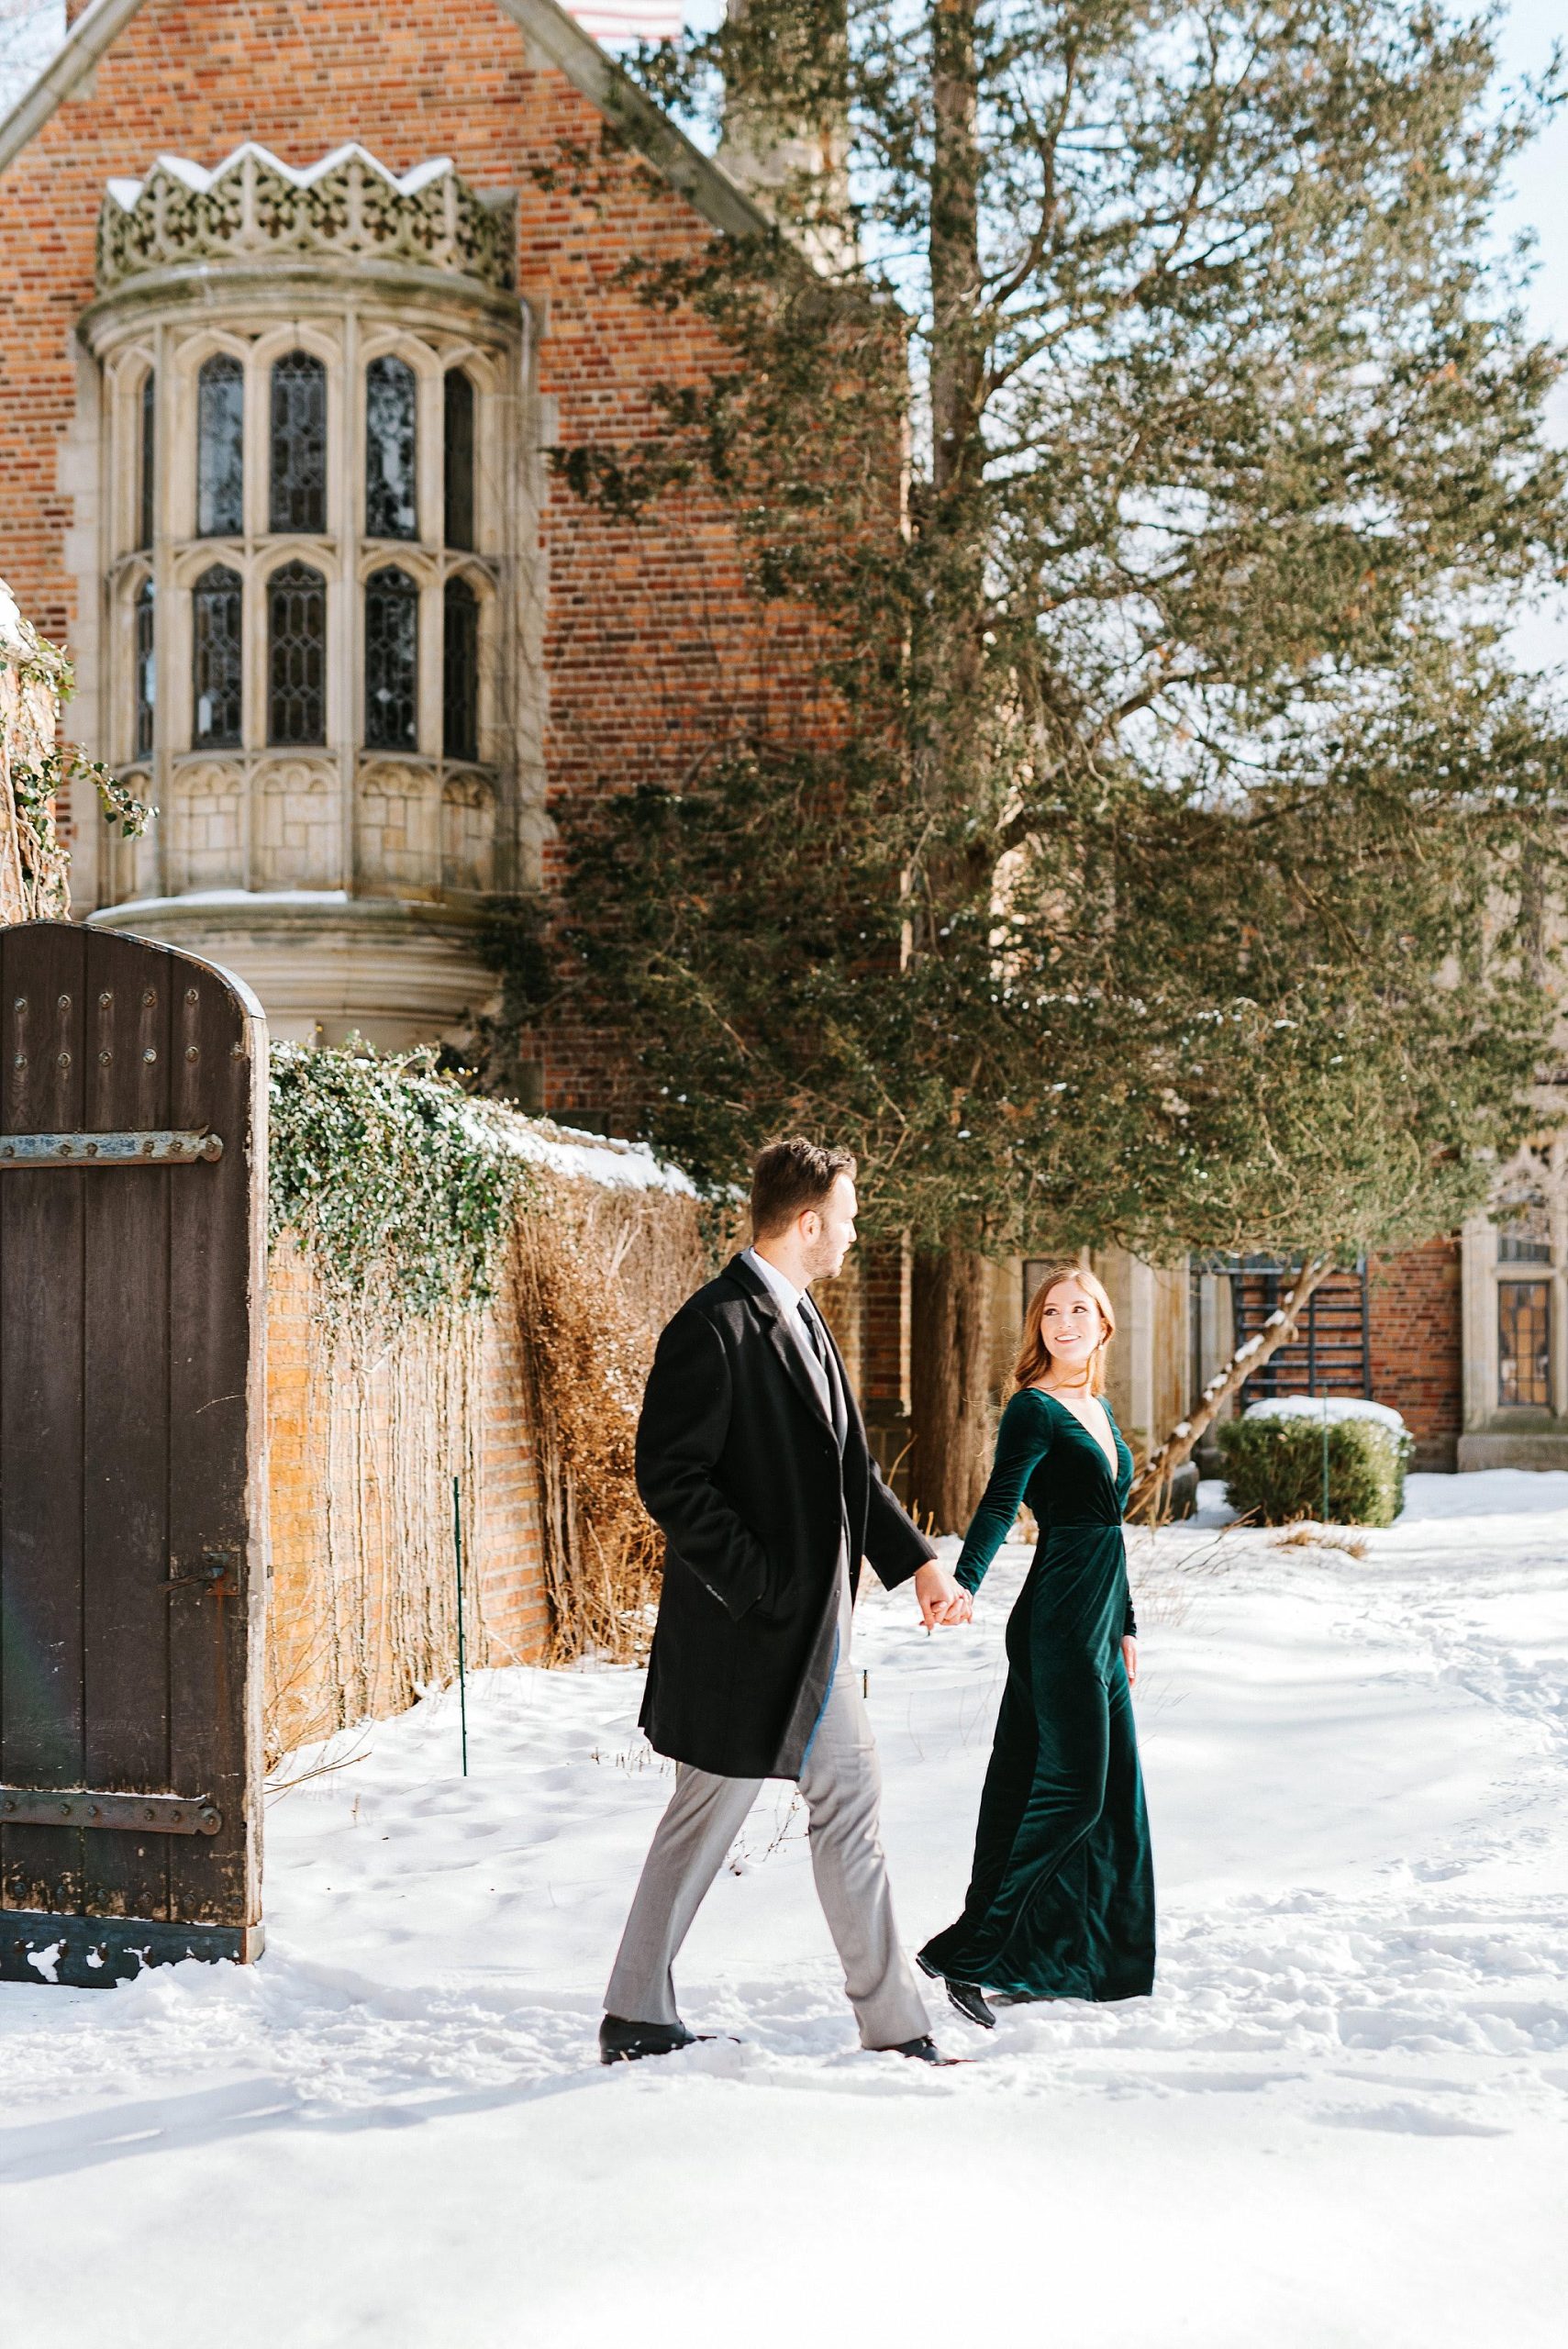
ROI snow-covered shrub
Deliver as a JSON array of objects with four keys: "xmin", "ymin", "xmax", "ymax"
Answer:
[{"xmin": 1217, "ymin": 1397, "xmax": 1413, "ymax": 1526}]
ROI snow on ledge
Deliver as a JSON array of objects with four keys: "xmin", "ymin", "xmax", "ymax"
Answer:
[
  {"xmin": 106, "ymin": 142, "xmax": 456, "ymax": 210},
  {"xmin": 462, "ymin": 1101, "xmax": 696, "ymax": 1198},
  {"xmin": 1242, "ymin": 1394, "xmax": 1407, "ymax": 1433}
]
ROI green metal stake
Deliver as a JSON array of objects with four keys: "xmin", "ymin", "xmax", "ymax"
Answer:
[
  {"xmin": 1320, "ymin": 1393, "xmax": 1330, "ymax": 1527},
  {"xmin": 452, "ymin": 1474, "xmax": 469, "ymax": 1776}
]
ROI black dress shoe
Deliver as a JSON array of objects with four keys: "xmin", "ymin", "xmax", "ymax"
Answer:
[
  {"xmin": 598, "ymin": 2014, "xmax": 701, "ymax": 2065},
  {"xmin": 884, "ymin": 2034, "xmax": 962, "ymax": 2066},
  {"xmin": 917, "ymin": 1953, "xmax": 995, "ymax": 2031}
]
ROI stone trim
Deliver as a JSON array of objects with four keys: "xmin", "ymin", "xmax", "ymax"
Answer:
[{"xmin": 96, "ymin": 144, "xmax": 515, "ymax": 298}]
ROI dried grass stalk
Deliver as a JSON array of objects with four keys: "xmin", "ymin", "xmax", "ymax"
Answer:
[{"xmin": 510, "ymin": 1174, "xmax": 718, "ymax": 1663}]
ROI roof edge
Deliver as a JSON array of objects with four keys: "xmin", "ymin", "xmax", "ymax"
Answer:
[
  {"xmin": 0, "ymin": 0, "xmax": 776, "ymax": 249},
  {"xmin": 0, "ymin": 0, "xmax": 148, "ymax": 179}
]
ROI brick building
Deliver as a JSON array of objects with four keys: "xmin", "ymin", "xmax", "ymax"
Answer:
[
  {"xmin": 1, "ymin": 0, "xmax": 1554, "ymax": 1478},
  {"xmin": 0, "ymin": 0, "xmax": 798, "ymax": 1089}
]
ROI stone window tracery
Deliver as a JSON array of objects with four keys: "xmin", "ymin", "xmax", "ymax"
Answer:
[
  {"xmin": 269, "ymin": 351, "xmax": 328, "ymax": 534},
  {"xmin": 366, "ymin": 357, "xmax": 417, "ymax": 541},
  {"xmin": 197, "ymin": 354, "xmax": 246, "ymax": 538},
  {"xmin": 365, "ymin": 566, "xmax": 419, "ymax": 751},
  {"xmin": 193, "ymin": 563, "xmax": 243, "ymax": 748},
  {"xmin": 88, "ymin": 145, "xmax": 523, "ymax": 931},
  {"xmin": 268, "ymin": 561, "xmax": 328, "ymax": 746}
]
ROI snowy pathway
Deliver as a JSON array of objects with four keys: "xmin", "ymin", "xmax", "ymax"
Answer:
[{"xmin": 2, "ymin": 1475, "xmax": 1565, "ymax": 2346}]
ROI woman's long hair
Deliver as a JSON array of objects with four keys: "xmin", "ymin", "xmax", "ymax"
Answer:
[{"xmin": 1014, "ymin": 1263, "xmax": 1117, "ymax": 1397}]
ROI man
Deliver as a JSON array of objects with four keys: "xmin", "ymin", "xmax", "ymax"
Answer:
[{"xmin": 601, "ymin": 1138, "xmax": 972, "ymax": 2067}]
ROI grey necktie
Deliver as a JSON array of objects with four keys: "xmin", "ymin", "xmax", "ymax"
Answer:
[{"xmin": 799, "ymin": 1299, "xmax": 846, "ymax": 1444}]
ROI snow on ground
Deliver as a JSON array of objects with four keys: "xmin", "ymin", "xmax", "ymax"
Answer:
[{"xmin": 3, "ymin": 1474, "xmax": 1566, "ymax": 2346}]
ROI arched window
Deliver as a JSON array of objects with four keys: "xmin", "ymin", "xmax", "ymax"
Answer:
[
  {"xmin": 269, "ymin": 351, "xmax": 327, "ymax": 533},
  {"xmin": 196, "ymin": 353, "xmax": 245, "ymax": 537},
  {"xmin": 365, "ymin": 357, "xmax": 417, "ymax": 540},
  {"xmin": 268, "ymin": 560, "xmax": 327, "ymax": 745},
  {"xmin": 133, "ymin": 576, "xmax": 155, "ymax": 759},
  {"xmin": 364, "ymin": 565, "xmax": 418, "ymax": 751},
  {"xmin": 442, "ymin": 576, "xmax": 478, "ymax": 762},
  {"xmin": 192, "ymin": 563, "xmax": 242, "ymax": 748},
  {"xmin": 443, "ymin": 370, "xmax": 474, "ymax": 551},
  {"xmin": 139, "ymin": 370, "xmax": 156, "ymax": 552}
]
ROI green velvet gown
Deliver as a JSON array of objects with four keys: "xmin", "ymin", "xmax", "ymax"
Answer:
[{"xmin": 918, "ymin": 1387, "xmax": 1156, "ymax": 2002}]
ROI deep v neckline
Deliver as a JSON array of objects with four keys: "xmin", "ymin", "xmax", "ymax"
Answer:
[{"xmin": 1034, "ymin": 1386, "xmax": 1121, "ymax": 1483}]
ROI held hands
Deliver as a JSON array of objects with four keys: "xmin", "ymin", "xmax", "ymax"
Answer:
[{"xmin": 914, "ymin": 1561, "xmax": 973, "ymax": 1631}]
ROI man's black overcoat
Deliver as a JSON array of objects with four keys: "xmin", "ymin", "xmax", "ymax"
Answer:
[{"xmin": 636, "ymin": 1254, "xmax": 937, "ymax": 1779}]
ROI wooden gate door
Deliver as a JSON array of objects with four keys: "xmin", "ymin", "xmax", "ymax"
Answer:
[{"xmin": 0, "ymin": 920, "xmax": 267, "ymax": 1985}]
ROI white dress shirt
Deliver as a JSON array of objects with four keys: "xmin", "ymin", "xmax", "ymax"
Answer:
[{"xmin": 743, "ymin": 1245, "xmax": 836, "ymax": 1424}]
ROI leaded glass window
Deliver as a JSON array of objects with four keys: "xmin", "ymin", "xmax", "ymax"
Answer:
[
  {"xmin": 134, "ymin": 576, "xmax": 155, "ymax": 759},
  {"xmin": 364, "ymin": 565, "xmax": 418, "ymax": 751},
  {"xmin": 442, "ymin": 576, "xmax": 479, "ymax": 762},
  {"xmin": 1499, "ymin": 1282, "xmax": 1551, "ymax": 1408},
  {"xmin": 444, "ymin": 370, "xmax": 474, "ymax": 551},
  {"xmin": 365, "ymin": 357, "xmax": 417, "ymax": 540},
  {"xmin": 139, "ymin": 370, "xmax": 156, "ymax": 551},
  {"xmin": 268, "ymin": 560, "xmax": 327, "ymax": 745},
  {"xmin": 192, "ymin": 563, "xmax": 242, "ymax": 748},
  {"xmin": 269, "ymin": 351, "xmax": 327, "ymax": 533},
  {"xmin": 196, "ymin": 353, "xmax": 245, "ymax": 537}
]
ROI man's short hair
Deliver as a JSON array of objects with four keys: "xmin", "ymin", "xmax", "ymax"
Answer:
[{"xmin": 750, "ymin": 1137, "xmax": 857, "ymax": 1239}]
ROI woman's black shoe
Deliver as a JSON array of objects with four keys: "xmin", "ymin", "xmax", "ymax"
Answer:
[
  {"xmin": 917, "ymin": 1952, "xmax": 995, "ymax": 2030},
  {"xmin": 943, "ymin": 1977, "xmax": 996, "ymax": 2030}
]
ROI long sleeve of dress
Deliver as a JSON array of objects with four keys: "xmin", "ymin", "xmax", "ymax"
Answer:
[{"xmin": 955, "ymin": 1391, "xmax": 1053, "ymax": 1595}]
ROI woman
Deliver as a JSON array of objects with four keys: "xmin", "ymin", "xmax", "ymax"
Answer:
[{"xmin": 917, "ymin": 1264, "xmax": 1155, "ymax": 2027}]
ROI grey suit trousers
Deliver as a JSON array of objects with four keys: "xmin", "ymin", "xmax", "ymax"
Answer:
[{"xmin": 606, "ymin": 1579, "xmax": 929, "ymax": 2050}]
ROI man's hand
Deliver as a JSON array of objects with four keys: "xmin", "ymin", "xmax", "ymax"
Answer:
[{"xmin": 913, "ymin": 1561, "xmax": 972, "ymax": 1630}]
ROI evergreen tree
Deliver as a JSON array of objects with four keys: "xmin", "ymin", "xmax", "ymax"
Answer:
[{"xmin": 501, "ymin": 1, "xmax": 1568, "ymax": 1526}]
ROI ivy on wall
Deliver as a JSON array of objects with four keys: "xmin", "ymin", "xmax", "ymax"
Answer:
[{"xmin": 268, "ymin": 1043, "xmax": 536, "ymax": 1328}]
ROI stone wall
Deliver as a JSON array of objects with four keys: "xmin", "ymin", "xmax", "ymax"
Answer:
[
  {"xmin": 0, "ymin": 577, "xmax": 68, "ymax": 922},
  {"xmin": 264, "ymin": 1234, "xmax": 549, "ymax": 1761}
]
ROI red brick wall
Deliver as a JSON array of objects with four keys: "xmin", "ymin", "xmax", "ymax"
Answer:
[
  {"xmin": 1367, "ymin": 1238, "xmax": 1462, "ymax": 1471},
  {"xmin": 0, "ymin": 0, "xmax": 819, "ymax": 1115}
]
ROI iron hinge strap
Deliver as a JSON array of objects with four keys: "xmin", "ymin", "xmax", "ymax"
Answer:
[
  {"xmin": 0, "ymin": 1130, "xmax": 222, "ymax": 1167},
  {"xmin": 0, "ymin": 1787, "xmax": 223, "ymax": 1835}
]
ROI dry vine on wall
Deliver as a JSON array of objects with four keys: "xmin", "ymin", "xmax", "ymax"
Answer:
[{"xmin": 511, "ymin": 1178, "xmax": 715, "ymax": 1664}]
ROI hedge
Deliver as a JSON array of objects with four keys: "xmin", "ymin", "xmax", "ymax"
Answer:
[{"xmin": 1216, "ymin": 1410, "xmax": 1413, "ymax": 1527}]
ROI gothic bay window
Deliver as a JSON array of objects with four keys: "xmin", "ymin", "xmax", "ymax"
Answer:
[
  {"xmin": 139, "ymin": 370, "xmax": 156, "ymax": 551},
  {"xmin": 444, "ymin": 369, "xmax": 474, "ymax": 551},
  {"xmin": 196, "ymin": 353, "xmax": 245, "ymax": 537},
  {"xmin": 268, "ymin": 560, "xmax": 327, "ymax": 745},
  {"xmin": 366, "ymin": 357, "xmax": 417, "ymax": 540},
  {"xmin": 134, "ymin": 576, "xmax": 155, "ymax": 758},
  {"xmin": 270, "ymin": 351, "xmax": 327, "ymax": 534},
  {"xmin": 364, "ymin": 565, "xmax": 418, "ymax": 751},
  {"xmin": 94, "ymin": 146, "xmax": 517, "ymax": 919},
  {"xmin": 1499, "ymin": 1280, "xmax": 1551, "ymax": 1409},
  {"xmin": 192, "ymin": 563, "xmax": 242, "ymax": 747},
  {"xmin": 442, "ymin": 576, "xmax": 478, "ymax": 762}
]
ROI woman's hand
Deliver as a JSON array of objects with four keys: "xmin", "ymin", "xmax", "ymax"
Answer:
[{"xmin": 1122, "ymin": 1636, "xmax": 1138, "ymax": 1688}]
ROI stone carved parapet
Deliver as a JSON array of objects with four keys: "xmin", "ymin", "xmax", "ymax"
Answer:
[{"xmin": 96, "ymin": 143, "xmax": 515, "ymax": 298}]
